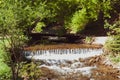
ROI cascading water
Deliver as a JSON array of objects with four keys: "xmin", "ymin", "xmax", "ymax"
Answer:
[
  {"xmin": 24, "ymin": 48, "xmax": 103, "ymax": 79},
  {"xmin": 25, "ymin": 48, "xmax": 103, "ymax": 60}
]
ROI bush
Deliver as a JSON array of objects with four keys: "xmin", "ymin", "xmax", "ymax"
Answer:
[
  {"xmin": 0, "ymin": 62, "xmax": 11, "ymax": 80},
  {"xmin": 67, "ymin": 9, "xmax": 89, "ymax": 33},
  {"xmin": 84, "ymin": 36, "xmax": 94, "ymax": 44},
  {"xmin": 18, "ymin": 62, "xmax": 42, "ymax": 80},
  {"xmin": 0, "ymin": 40, "xmax": 11, "ymax": 80},
  {"xmin": 104, "ymin": 18, "xmax": 120, "ymax": 54}
]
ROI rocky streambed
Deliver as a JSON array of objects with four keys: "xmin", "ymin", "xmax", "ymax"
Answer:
[
  {"xmin": 39, "ymin": 55, "xmax": 120, "ymax": 80},
  {"xmin": 24, "ymin": 47, "xmax": 120, "ymax": 80},
  {"xmin": 24, "ymin": 37, "xmax": 120, "ymax": 80}
]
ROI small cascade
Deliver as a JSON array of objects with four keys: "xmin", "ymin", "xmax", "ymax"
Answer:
[
  {"xmin": 24, "ymin": 48, "xmax": 103, "ymax": 58},
  {"xmin": 24, "ymin": 48, "xmax": 103, "ymax": 79},
  {"xmin": 24, "ymin": 48, "xmax": 103, "ymax": 66}
]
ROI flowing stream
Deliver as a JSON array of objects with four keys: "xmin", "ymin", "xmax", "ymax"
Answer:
[
  {"xmin": 23, "ymin": 37, "xmax": 120, "ymax": 80},
  {"xmin": 25, "ymin": 48, "xmax": 103, "ymax": 60},
  {"xmin": 24, "ymin": 48, "xmax": 103, "ymax": 79}
]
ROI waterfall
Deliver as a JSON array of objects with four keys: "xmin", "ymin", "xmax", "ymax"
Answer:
[
  {"xmin": 24, "ymin": 48, "xmax": 103, "ymax": 62},
  {"xmin": 24, "ymin": 48, "xmax": 103, "ymax": 78},
  {"xmin": 24, "ymin": 48, "xmax": 102, "ymax": 56}
]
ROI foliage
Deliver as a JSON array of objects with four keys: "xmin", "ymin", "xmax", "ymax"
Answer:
[
  {"xmin": 0, "ymin": 32, "xmax": 42, "ymax": 80},
  {"xmin": 18, "ymin": 62, "xmax": 42, "ymax": 80},
  {"xmin": 66, "ymin": 9, "xmax": 89, "ymax": 33},
  {"xmin": 34, "ymin": 22, "xmax": 46, "ymax": 32},
  {"xmin": 0, "ymin": 0, "xmax": 52, "ymax": 79},
  {"xmin": 1, "ymin": 29, "xmax": 28, "ymax": 80},
  {"xmin": 65, "ymin": 0, "xmax": 112, "ymax": 33},
  {"xmin": 0, "ymin": 0, "xmax": 51, "ymax": 79},
  {"xmin": 104, "ymin": 0, "xmax": 120, "ymax": 55},
  {"xmin": 0, "ymin": 0, "xmax": 119, "ymax": 79},
  {"xmin": 0, "ymin": 62, "xmax": 11, "ymax": 80},
  {"xmin": 0, "ymin": 40, "xmax": 11, "ymax": 80},
  {"xmin": 104, "ymin": 16, "xmax": 120, "ymax": 54},
  {"xmin": 0, "ymin": 0, "xmax": 113, "ymax": 34},
  {"xmin": 44, "ymin": 0, "xmax": 79, "ymax": 22},
  {"xmin": 109, "ymin": 54, "xmax": 120, "ymax": 63},
  {"xmin": 0, "ymin": 0, "xmax": 52, "ymax": 34},
  {"xmin": 84, "ymin": 36, "xmax": 94, "ymax": 44}
]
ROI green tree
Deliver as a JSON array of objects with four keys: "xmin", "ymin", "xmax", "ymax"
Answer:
[
  {"xmin": 0, "ymin": 0, "xmax": 49, "ymax": 79},
  {"xmin": 0, "ymin": 0, "xmax": 119, "ymax": 79},
  {"xmin": 65, "ymin": 0, "xmax": 112, "ymax": 33}
]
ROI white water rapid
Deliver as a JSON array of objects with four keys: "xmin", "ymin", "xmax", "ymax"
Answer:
[
  {"xmin": 24, "ymin": 48, "xmax": 103, "ymax": 79},
  {"xmin": 25, "ymin": 48, "xmax": 103, "ymax": 60}
]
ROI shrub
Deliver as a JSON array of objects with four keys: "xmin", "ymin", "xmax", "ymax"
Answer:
[
  {"xmin": 104, "ymin": 18, "xmax": 120, "ymax": 54},
  {"xmin": 18, "ymin": 62, "xmax": 42, "ymax": 80},
  {"xmin": 84, "ymin": 36, "xmax": 94, "ymax": 44},
  {"xmin": 0, "ymin": 40, "xmax": 11, "ymax": 80}
]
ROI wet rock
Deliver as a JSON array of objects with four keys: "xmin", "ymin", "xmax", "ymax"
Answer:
[
  {"xmin": 38, "ymin": 52, "xmax": 120, "ymax": 80},
  {"xmin": 40, "ymin": 67, "xmax": 62, "ymax": 79}
]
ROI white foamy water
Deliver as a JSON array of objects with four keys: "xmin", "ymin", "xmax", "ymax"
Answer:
[
  {"xmin": 24, "ymin": 48, "xmax": 103, "ymax": 76},
  {"xmin": 27, "ymin": 52, "xmax": 101, "ymax": 60},
  {"xmin": 25, "ymin": 48, "xmax": 103, "ymax": 60},
  {"xmin": 40, "ymin": 65, "xmax": 96, "ymax": 76},
  {"xmin": 92, "ymin": 37, "xmax": 108, "ymax": 45}
]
